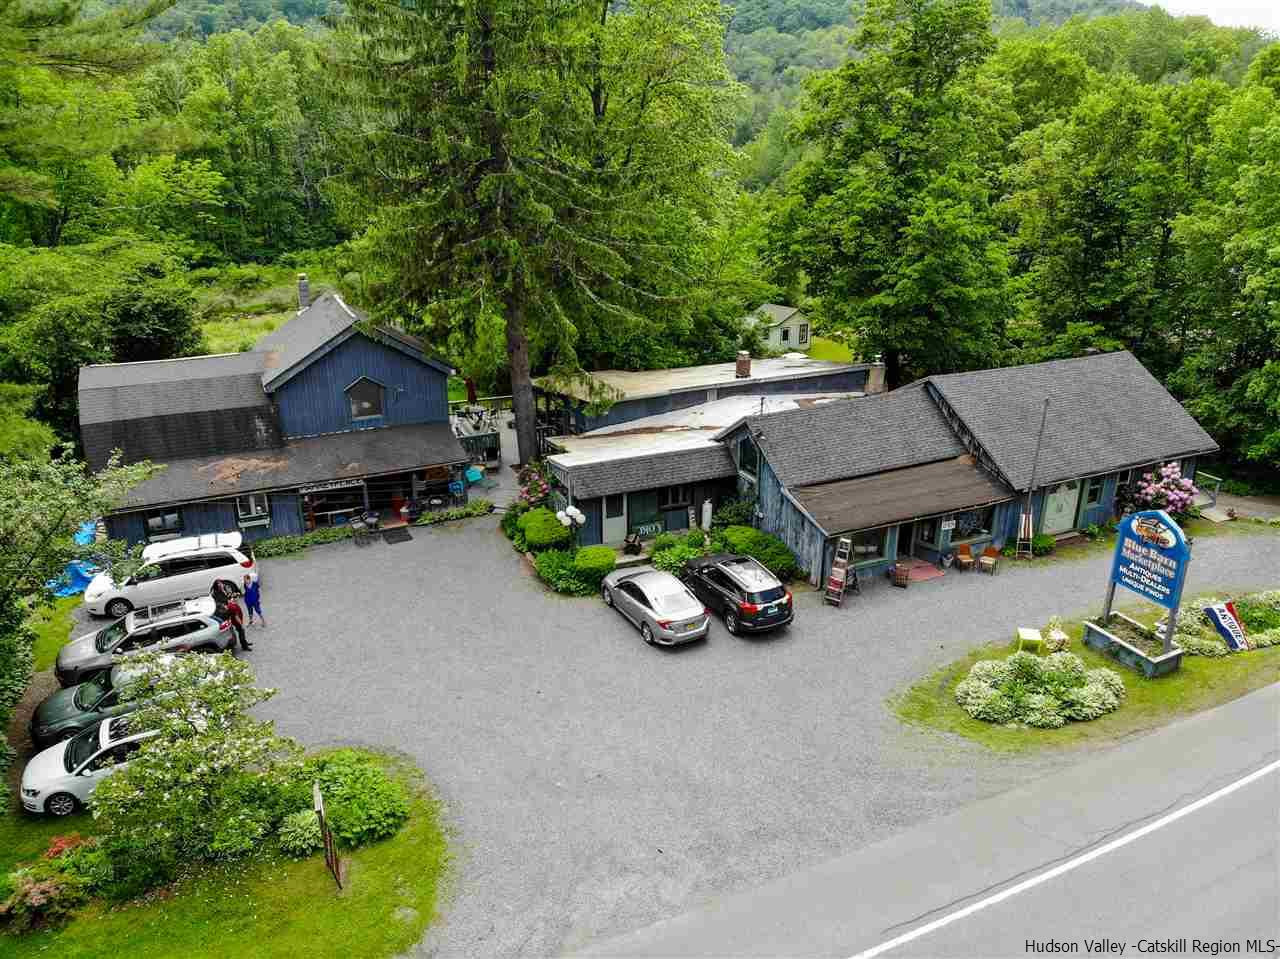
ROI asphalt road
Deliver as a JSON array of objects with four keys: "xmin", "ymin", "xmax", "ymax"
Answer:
[
  {"xmin": 577, "ymin": 684, "xmax": 1280, "ymax": 958},
  {"xmin": 216, "ymin": 519, "xmax": 1280, "ymax": 957}
]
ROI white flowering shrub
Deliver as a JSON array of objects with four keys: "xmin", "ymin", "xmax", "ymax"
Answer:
[
  {"xmin": 1252, "ymin": 627, "xmax": 1280, "ymax": 648},
  {"xmin": 955, "ymin": 651, "xmax": 1126, "ymax": 729}
]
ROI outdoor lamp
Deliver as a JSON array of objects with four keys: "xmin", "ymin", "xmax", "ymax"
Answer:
[{"xmin": 557, "ymin": 510, "xmax": 572, "ymax": 527}]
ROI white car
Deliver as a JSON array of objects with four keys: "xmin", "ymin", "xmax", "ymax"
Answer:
[
  {"xmin": 84, "ymin": 532, "xmax": 259, "ymax": 619},
  {"xmin": 20, "ymin": 717, "xmax": 156, "ymax": 817}
]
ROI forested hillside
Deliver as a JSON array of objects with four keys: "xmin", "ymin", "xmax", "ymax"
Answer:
[{"xmin": 0, "ymin": 0, "xmax": 1277, "ymax": 476}]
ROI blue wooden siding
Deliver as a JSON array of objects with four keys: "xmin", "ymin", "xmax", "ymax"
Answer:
[
  {"xmin": 107, "ymin": 492, "xmax": 305, "ymax": 546},
  {"xmin": 576, "ymin": 496, "xmax": 604, "ymax": 546},
  {"xmin": 752, "ymin": 457, "xmax": 828, "ymax": 585},
  {"xmin": 274, "ymin": 333, "xmax": 448, "ymax": 438}
]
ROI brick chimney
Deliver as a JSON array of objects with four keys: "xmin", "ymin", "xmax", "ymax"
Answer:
[
  {"xmin": 735, "ymin": 350, "xmax": 751, "ymax": 378},
  {"xmin": 297, "ymin": 273, "xmax": 310, "ymax": 310},
  {"xmin": 866, "ymin": 355, "xmax": 886, "ymax": 394}
]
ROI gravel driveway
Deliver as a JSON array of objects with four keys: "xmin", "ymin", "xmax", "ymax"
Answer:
[{"xmin": 239, "ymin": 519, "xmax": 1280, "ymax": 957}]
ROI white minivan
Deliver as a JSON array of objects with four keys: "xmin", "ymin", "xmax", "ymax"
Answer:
[{"xmin": 83, "ymin": 532, "xmax": 259, "ymax": 619}]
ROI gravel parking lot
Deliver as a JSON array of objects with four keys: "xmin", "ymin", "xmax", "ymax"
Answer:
[{"xmin": 231, "ymin": 519, "xmax": 1279, "ymax": 957}]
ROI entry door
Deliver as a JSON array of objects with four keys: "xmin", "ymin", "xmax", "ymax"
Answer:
[
  {"xmin": 603, "ymin": 494, "xmax": 626, "ymax": 544},
  {"xmin": 896, "ymin": 522, "xmax": 915, "ymax": 558},
  {"xmin": 1041, "ymin": 482, "xmax": 1081, "ymax": 535}
]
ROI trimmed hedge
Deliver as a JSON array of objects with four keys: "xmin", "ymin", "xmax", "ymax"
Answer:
[
  {"xmin": 519, "ymin": 507, "xmax": 571, "ymax": 551},
  {"xmin": 718, "ymin": 525, "xmax": 799, "ymax": 580},
  {"xmin": 954, "ymin": 650, "xmax": 1126, "ymax": 728},
  {"xmin": 413, "ymin": 498, "xmax": 494, "ymax": 526},
  {"xmin": 573, "ymin": 546, "xmax": 616, "ymax": 587},
  {"xmin": 533, "ymin": 549, "xmax": 594, "ymax": 596}
]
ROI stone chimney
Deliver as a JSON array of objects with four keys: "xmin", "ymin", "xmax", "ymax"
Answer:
[
  {"xmin": 866, "ymin": 355, "xmax": 887, "ymax": 394},
  {"xmin": 297, "ymin": 273, "xmax": 310, "ymax": 310},
  {"xmin": 735, "ymin": 351, "xmax": 751, "ymax": 379}
]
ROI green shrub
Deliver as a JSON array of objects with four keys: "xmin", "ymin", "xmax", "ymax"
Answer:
[
  {"xmin": 572, "ymin": 546, "xmax": 616, "ymax": 587},
  {"xmin": 500, "ymin": 503, "xmax": 527, "ymax": 539},
  {"xmin": 306, "ymin": 751, "xmax": 410, "ymax": 848},
  {"xmin": 651, "ymin": 532, "xmax": 681, "ymax": 553},
  {"xmin": 414, "ymin": 498, "xmax": 494, "ymax": 526},
  {"xmin": 1000, "ymin": 544, "xmax": 1016, "ymax": 558},
  {"xmin": 251, "ymin": 523, "xmax": 356, "ymax": 558},
  {"xmin": 651, "ymin": 543, "xmax": 703, "ymax": 573},
  {"xmin": 684, "ymin": 527, "xmax": 706, "ymax": 549},
  {"xmin": 278, "ymin": 810, "xmax": 323, "ymax": 858},
  {"xmin": 718, "ymin": 525, "xmax": 799, "ymax": 580},
  {"xmin": 1031, "ymin": 533, "xmax": 1056, "ymax": 556},
  {"xmin": 534, "ymin": 549, "xmax": 593, "ymax": 595},
  {"xmin": 0, "ymin": 866, "xmax": 89, "ymax": 932},
  {"xmin": 96, "ymin": 836, "xmax": 177, "ymax": 902},
  {"xmin": 712, "ymin": 499, "xmax": 755, "ymax": 529},
  {"xmin": 519, "ymin": 507, "xmax": 571, "ymax": 550},
  {"xmin": 1233, "ymin": 598, "xmax": 1280, "ymax": 632},
  {"xmin": 1252, "ymin": 627, "xmax": 1280, "ymax": 648},
  {"xmin": 955, "ymin": 651, "xmax": 1123, "ymax": 728}
]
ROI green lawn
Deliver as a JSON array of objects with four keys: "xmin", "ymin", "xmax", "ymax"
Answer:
[
  {"xmin": 807, "ymin": 336, "xmax": 853, "ymax": 362},
  {"xmin": 194, "ymin": 264, "xmax": 336, "ymax": 354},
  {"xmin": 30, "ymin": 597, "xmax": 81, "ymax": 672},
  {"xmin": 893, "ymin": 600, "xmax": 1280, "ymax": 753},
  {"xmin": 0, "ymin": 754, "xmax": 448, "ymax": 958}
]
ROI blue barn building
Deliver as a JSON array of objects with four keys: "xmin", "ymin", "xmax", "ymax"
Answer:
[{"xmin": 79, "ymin": 287, "xmax": 468, "ymax": 545}]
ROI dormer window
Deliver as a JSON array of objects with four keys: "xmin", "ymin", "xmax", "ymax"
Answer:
[{"xmin": 347, "ymin": 377, "xmax": 385, "ymax": 421}]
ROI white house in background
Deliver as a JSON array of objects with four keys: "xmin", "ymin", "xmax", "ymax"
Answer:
[{"xmin": 743, "ymin": 303, "xmax": 811, "ymax": 352}]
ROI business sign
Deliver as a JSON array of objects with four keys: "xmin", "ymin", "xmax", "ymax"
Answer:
[
  {"xmin": 299, "ymin": 478, "xmax": 365, "ymax": 494},
  {"xmin": 1204, "ymin": 603, "xmax": 1249, "ymax": 651},
  {"xmin": 1109, "ymin": 510, "xmax": 1190, "ymax": 610},
  {"xmin": 632, "ymin": 521, "xmax": 664, "ymax": 537},
  {"xmin": 941, "ymin": 518, "xmax": 956, "ymax": 531}
]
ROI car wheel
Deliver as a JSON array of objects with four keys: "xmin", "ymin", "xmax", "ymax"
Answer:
[
  {"xmin": 641, "ymin": 623, "xmax": 655, "ymax": 645},
  {"xmin": 105, "ymin": 598, "xmax": 132, "ymax": 619},
  {"xmin": 724, "ymin": 609, "xmax": 740, "ymax": 635},
  {"xmin": 602, "ymin": 585, "xmax": 614, "ymax": 607},
  {"xmin": 45, "ymin": 792, "xmax": 80, "ymax": 817}
]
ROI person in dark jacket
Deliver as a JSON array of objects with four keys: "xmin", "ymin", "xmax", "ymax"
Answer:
[{"xmin": 225, "ymin": 595, "xmax": 250, "ymax": 651}]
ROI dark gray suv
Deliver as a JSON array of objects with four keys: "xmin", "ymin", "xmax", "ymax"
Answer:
[{"xmin": 680, "ymin": 554, "xmax": 793, "ymax": 634}]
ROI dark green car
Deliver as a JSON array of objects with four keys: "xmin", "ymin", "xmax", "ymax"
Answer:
[{"xmin": 29, "ymin": 666, "xmax": 140, "ymax": 751}]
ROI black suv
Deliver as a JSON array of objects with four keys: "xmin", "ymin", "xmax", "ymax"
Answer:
[{"xmin": 680, "ymin": 554, "xmax": 793, "ymax": 634}]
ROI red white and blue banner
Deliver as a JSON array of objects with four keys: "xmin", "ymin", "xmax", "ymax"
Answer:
[
  {"xmin": 1204, "ymin": 603, "xmax": 1250, "ymax": 651},
  {"xmin": 1110, "ymin": 510, "xmax": 1190, "ymax": 610}
]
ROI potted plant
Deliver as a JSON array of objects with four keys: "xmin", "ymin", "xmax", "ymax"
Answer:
[{"xmin": 1044, "ymin": 616, "xmax": 1069, "ymax": 652}]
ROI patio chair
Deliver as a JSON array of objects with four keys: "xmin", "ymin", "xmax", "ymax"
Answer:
[
  {"xmin": 622, "ymin": 532, "xmax": 644, "ymax": 555},
  {"xmin": 954, "ymin": 543, "xmax": 975, "ymax": 572},
  {"xmin": 978, "ymin": 546, "xmax": 1000, "ymax": 575}
]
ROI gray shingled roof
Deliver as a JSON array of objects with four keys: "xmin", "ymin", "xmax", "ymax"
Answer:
[
  {"xmin": 740, "ymin": 385, "xmax": 965, "ymax": 489},
  {"xmin": 79, "ymin": 353, "xmax": 267, "ymax": 425},
  {"xmin": 926, "ymin": 351, "xmax": 1219, "ymax": 490},
  {"xmin": 113, "ymin": 422, "xmax": 468, "ymax": 510},
  {"xmin": 259, "ymin": 293, "xmax": 447, "ymax": 390},
  {"xmin": 556, "ymin": 445, "xmax": 737, "ymax": 499},
  {"xmin": 743, "ymin": 303, "xmax": 801, "ymax": 329}
]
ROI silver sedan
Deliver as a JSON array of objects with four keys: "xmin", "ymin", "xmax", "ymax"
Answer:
[{"xmin": 601, "ymin": 567, "xmax": 710, "ymax": 646}]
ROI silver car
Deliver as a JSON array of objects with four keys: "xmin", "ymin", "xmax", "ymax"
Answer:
[
  {"xmin": 601, "ymin": 567, "xmax": 710, "ymax": 646},
  {"xmin": 54, "ymin": 597, "xmax": 232, "ymax": 687}
]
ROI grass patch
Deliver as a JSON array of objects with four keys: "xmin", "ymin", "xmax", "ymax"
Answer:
[
  {"xmin": 30, "ymin": 597, "xmax": 81, "ymax": 672},
  {"xmin": 194, "ymin": 263, "xmax": 337, "ymax": 354},
  {"xmin": 447, "ymin": 376, "xmax": 467, "ymax": 404},
  {"xmin": 893, "ymin": 606, "xmax": 1280, "ymax": 753},
  {"xmin": 199, "ymin": 309, "xmax": 296, "ymax": 354},
  {"xmin": 0, "ymin": 752, "xmax": 448, "ymax": 959},
  {"xmin": 808, "ymin": 336, "xmax": 853, "ymax": 363}
]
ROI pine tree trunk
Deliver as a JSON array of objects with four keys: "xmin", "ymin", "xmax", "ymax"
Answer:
[{"xmin": 505, "ymin": 282, "xmax": 539, "ymax": 465}]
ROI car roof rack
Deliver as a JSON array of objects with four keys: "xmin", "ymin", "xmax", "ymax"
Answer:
[{"xmin": 131, "ymin": 600, "xmax": 189, "ymax": 625}]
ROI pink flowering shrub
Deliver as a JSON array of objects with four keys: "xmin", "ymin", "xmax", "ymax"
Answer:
[
  {"xmin": 517, "ymin": 462, "xmax": 552, "ymax": 508},
  {"xmin": 1132, "ymin": 462, "xmax": 1198, "ymax": 517}
]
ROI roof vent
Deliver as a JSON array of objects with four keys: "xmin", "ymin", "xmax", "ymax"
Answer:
[
  {"xmin": 735, "ymin": 351, "xmax": 751, "ymax": 379},
  {"xmin": 297, "ymin": 273, "xmax": 310, "ymax": 310}
]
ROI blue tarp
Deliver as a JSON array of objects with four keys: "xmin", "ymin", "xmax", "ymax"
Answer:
[{"xmin": 46, "ymin": 522, "xmax": 100, "ymax": 597}]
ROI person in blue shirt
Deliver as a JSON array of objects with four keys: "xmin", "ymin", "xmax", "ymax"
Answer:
[{"xmin": 243, "ymin": 574, "xmax": 266, "ymax": 628}]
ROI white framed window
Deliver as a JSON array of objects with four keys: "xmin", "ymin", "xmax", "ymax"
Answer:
[
  {"xmin": 347, "ymin": 377, "xmax": 385, "ymax": 420},
  {"xmin": 145, "ymin": 510, "xmax": 182, "ymax": 540},
  {"xmin": 781, "ymin": 326, "xmax": 791, "ymax": 343},
  {"xmin": 737, "ymin": 434, "xmax": 759, "ymax": 481},
  {"xmin": 237, "ymin": 493, "xmax": 270, "ymax": 528},
  {"xmin": 851, "ymin": 528, "xmax": 887, "ymax": 562},
  {"xmin": 798, "ymin": 323, "xmax": 809, "ymax": 344}
]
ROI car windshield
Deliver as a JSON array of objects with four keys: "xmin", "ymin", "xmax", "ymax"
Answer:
[
  {"xmin": 748, "ymin": 586, "xmax": 786, "ymax": 604},
  {"xmin": 94, "ymin": 618, "xmax": 129, "ymax": 653},
  {"xmin": 73, "ymin": 670, "xmax": 113, "ymax": 710},
  {"xmin": 651, "ymin": 591, "xmax": 695, "ymax": 614},
  {"xmin": 64, "ymin": 726, "xmax": 100, "ymax": 772}
]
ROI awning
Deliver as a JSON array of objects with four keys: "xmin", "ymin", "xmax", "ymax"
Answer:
[{"xmin": 791, "ymin": 455, "xmax": 1013, "ymax": 536}]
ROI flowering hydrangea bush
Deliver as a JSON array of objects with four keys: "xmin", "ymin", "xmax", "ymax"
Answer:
[
  {"xmin": 954, "ymin": 650, "xmax": 1126, "ymax": 729},
  {"xmin": 517, "ymin": 462, "xmax": 552, "ymax": 508},
  {"xmin": 1131, "ymin": 462, "xmax": 1198, "ymax": 517}
]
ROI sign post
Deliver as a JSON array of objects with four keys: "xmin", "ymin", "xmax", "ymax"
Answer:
[
  {"xmin": 314, "ymin": 781, "xmax": 342, "ymax": 891},
  {"xmin": 1103, "ymin": 510, "xmax": 1191, "ymax": 654}
]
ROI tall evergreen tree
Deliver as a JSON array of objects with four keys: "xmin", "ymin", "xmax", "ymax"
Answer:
[{"xmin": 332, "ymin": 0, "xmax": 736, "ymax": 462}]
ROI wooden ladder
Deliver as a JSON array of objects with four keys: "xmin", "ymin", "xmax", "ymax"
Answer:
[{"xmin": 825, "ymin": 537, "xmax": 854, "ymax": 606}]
